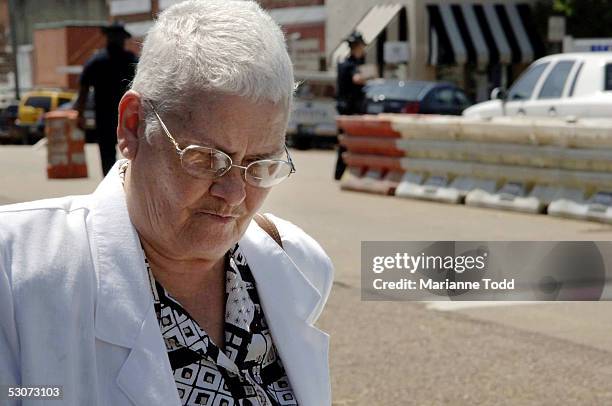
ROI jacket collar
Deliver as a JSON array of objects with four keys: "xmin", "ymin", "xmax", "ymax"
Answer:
[
  {"xmin": 89, "ymin": 161, "xmax": 330, "ymax": 406},
  {"xmin": 90, "ymin": 161, "xmax": 151, "ymax": 348},
  {"xmin": 89, "ymin": 162, "xmax": 181, "ymax": 405},
  {"xmin": 240, "ymin": 222, "xmax": 331, "ymax": 406}
]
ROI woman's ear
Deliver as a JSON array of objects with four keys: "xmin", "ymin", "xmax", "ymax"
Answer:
[{"xmin": 117, "ymin": 90, "xmax": 143, "ymax": 160}]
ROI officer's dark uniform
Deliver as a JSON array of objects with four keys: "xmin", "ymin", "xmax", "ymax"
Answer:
[
  {"xmin": 334, "ymin": 32, "xmax": 366, "ymax": 180},
  {"xmin": 336, "ymin": 55, "xmax": 366, "ymax": 116},
  {"xmin": 79, "ymin": 24, "xmax": 137, "ymax": 176}
]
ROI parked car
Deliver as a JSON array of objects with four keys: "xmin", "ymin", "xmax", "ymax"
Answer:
[
  {"xmin": 16, "ymin": 89, "xmax": 75, "ymax": 144},
  {"xmin": 287, "ymin": 71, "xmax": 338, "ymax": 150},
  {"xmin": 57, "ymin": 91, "xmax": 97, "ymax": 143},
  {"xmin": 27, "ymin": 91, "xmax": 96, "ymax": 145},
  {"xmin": 0, "ymin": 103, "xmax": 18, "ymax": 130},
  {"xmin": 363, "ymin": 79, "xmax": 473, "ymax": 116},
  {"xmin": 463, "ymin": 52, "xmax": 612, "ymax": 119},
  {"xmin": 0, "ymin": 103, "xmax": 19, "ymax": 144}
]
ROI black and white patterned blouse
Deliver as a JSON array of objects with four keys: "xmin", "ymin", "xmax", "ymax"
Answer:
[
  {"xmin": 145, "ymin": 244, "xmax": 298, "ymax": 406},
  {"xmin": 120, "ymin": 162, "xmax": 298, "ymax": 405}
]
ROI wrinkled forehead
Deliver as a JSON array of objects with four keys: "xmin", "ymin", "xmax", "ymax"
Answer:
[{"xmin": 162, "ymin": 92, "xmax": 289, "ymax": 154}]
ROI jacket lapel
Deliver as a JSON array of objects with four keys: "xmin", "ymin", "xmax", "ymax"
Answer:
[
  {"xmin": 239, "ymin": 221, "xmax": 332, "ymax": 406},
  {"xmin": 89, "ymin": 162, "xmax": 181, "ymax": 406},
  {"xmin": 116, "ymin": 307, "xmax": 182, "ymax": 406}
]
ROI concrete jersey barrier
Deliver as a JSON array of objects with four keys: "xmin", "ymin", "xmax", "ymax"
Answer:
[{"xmin": 336, "ymin": 114, "xmax": 612, "ymax": 223}]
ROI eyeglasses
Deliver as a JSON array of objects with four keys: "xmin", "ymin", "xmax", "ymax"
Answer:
[{"xmin": 146, "ymin": 101, "xmax": 296, "ymax": 188}]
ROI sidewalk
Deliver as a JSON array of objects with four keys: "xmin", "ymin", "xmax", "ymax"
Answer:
[{"xmin": 0, "ymin": 144, "xmax": 104, "ymax": 204}]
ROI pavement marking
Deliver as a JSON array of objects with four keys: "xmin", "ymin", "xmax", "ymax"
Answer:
[{"xmin": 425, "ymin": 300, "xmax": 544, "ymax": 311}]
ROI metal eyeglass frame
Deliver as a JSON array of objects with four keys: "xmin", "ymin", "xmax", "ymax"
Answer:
[{"xmin": 145, "ymin": 100, "xmax": 296, "ymax": 187}]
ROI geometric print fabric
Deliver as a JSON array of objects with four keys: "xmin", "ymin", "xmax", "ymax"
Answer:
[{"xmin": 144, "ymin": 244, "xmax": 298, "ymax": 406}]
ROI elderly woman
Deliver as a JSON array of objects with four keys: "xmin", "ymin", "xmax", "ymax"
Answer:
[{"xmin": 0, "ymin": 1, "xmax": 333, "ymax": 405}]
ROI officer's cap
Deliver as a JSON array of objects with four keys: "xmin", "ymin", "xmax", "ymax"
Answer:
[
  {"xmin": 102, "ymin": 21, "xmax": 132, "ymax": 39},
  {"xmin": 346, "ymin": 31, "xmax": 366, "ymax": 47}
]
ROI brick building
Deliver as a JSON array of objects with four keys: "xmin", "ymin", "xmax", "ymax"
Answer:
[
  {"xmin": 108, "ymin": 0, "xmax": 328, "ymax": 73},
  {"xmin": 0, "ymin": 0, "xmax": 108, "ymax": 100},
  {"xmin": 0, "ymin": 0, "xmax": 329, "ymax": 104},
  {"xmin": 265, "ymin": 0, "xmax": 326, "ymax": 72}
]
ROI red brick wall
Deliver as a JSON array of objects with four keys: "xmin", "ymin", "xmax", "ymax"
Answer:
[
  {"xmin": 284, "ymin": 23, "xmax": 325, "ymax": 53},
  {"xmin": 34, "ymin": 28, "xmax": 68, "ymax": 88},
  {"xmin": 0, "ymin": 0, "xmax": 10, "ymax": 83},
  {"xmin": 0, "ymin": 0, "xmax": 8, "ymax": 38},
  {"xmin": 66, "ymin": 27, "xmax": 107, "ymax": 90},
  {"xmin": 259, "ymin": 0, "xmax": 323, "ymax": 9},
  {"xmin": 111, "ymin": 12, "xmax": 154, "ymax": 23},
  {"xmin": 34, "ymin": 26, "xmax": 132, "ymax": 90},
  {"xmin": 66, "ymin": 27, "xmax": 106, "ymax": 66}
]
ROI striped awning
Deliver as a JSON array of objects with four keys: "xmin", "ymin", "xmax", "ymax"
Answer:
[{"xmin": 428, "ymin": 3, "xmax": 545, "ymax": 67}]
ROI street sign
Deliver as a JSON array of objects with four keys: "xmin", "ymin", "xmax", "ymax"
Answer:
[
  {"xmin": 384, "ymin": 41, "xmax": 409, "ymax": 64},
  {"xmin": 564, "ymin": 37, "xmax": 612, "ymax": 53},
  {"xmin": 548, "ymin": 16, "xmax": 566, "ymax": 42}
]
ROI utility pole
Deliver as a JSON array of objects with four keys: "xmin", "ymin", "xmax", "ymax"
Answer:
[{"xmin": 8, "ymin": 0, "xmax": 19, "ymax": 100}]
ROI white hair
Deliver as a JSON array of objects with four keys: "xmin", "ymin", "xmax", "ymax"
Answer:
[{"xmin": 131, "ymin": 0, "xmax": 294, "ymax": 128}]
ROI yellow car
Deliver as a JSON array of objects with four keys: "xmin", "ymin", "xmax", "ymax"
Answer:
[{"xmin": 16, "ymin": 90, "xmax": 75, "ymax": 143}]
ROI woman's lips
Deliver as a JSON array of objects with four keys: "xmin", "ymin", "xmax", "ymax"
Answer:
[{"xmin": 197, "ymin": 211, "xmax": 239, "ymax": 224}]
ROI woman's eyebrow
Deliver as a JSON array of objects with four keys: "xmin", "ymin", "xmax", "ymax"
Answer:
[
  {"xmin": 244, "ymin": 147, "xmax": 285, "ymax": 161},
  {"xmin": 178, "ymin": 135, "xmax": 285, "ymax": 160}
]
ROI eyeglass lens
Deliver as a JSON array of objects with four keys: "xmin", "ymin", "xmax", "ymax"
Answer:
[{"xmin": 180, "ymin": 146, "xmax": 292, "ymax": 187}]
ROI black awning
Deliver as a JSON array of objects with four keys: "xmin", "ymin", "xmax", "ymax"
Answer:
[
  {"xmin": 428, "ymin": 2, "xmax": 545, "ymax": 66},
  {"xmin": 427, "ymin": 4, "xmax": 456, "ymax": 65}
]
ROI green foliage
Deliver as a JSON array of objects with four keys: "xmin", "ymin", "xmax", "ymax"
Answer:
[
  {"xmin": 536, "ymin": 0, "xmax": 612, "ymax": 38},
  {"xmin": 552, "ymin": 0, "xmax": 575, "ymax": 17}
]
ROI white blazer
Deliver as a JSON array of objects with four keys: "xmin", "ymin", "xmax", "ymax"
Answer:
[{"xmin": 0, "ymin": 164, "xmax": 334, "ymax": 406}]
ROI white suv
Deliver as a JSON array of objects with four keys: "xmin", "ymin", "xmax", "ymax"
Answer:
[{"xmin": 463, "ymin": 53, "xmax": 612, "ymax": 119}]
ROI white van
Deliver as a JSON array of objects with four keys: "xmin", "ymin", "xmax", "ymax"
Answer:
[
  {"xmin": 287, "ymin": 70, "xmax": 337, "ymax": 149},
  {"xmin": 463, "ymin": 53, "xmax": 612, "ymax": 119}
]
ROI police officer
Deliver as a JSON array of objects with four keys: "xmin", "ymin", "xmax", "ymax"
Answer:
[
  {"xmin": 334, "ymin": 31, "xmax": 368, "ymax": 180},
  {"xmin": 75, "ymin": 22, "xmax": 138, "ymax": 176}
]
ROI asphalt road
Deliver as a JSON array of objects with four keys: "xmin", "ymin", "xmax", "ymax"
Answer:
[
  {"xmin": 3, "ymin": 145, "xmax": 612, "ymax": 405},
  {"xmin": 265, "ymin": 150, "xmax": 612, "ymax": 406}
]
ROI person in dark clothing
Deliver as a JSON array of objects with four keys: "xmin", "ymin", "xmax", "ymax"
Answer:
[
  {"xmin": 75, "ymin": 22, "xmax": 138, "ymax": 176},
  {"xmin": 334, "ymin": 31, "xmax": 368, "ymax": 180}
]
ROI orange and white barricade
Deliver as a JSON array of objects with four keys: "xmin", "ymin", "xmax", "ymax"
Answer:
[
  {"xmin": 45, "ymin": 110, "xmax": 88, "ymax": 179},
  {"xmin": 336, "ymin": 113, "xmax": 612, "ymax": 224},
  {"xmin": 337, "ymin": 115, "xmax": 404, "ymax": 195}
]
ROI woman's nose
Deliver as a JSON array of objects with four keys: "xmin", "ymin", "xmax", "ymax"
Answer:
[{"xmin": 208, "ymin": 165, "xmax": 247, "ymax": 206}]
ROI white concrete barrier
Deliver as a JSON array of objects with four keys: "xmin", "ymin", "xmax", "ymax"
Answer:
[
  {"xmin": 548, "ymin": 192, "xmax": 612, "ymax": 223},
  {"xmin": 395, "ymin": 139, "xmax": 612, "ymax": 171},
  {"xmin": 340, "ymin": 113, "xmax": 612, "ymax": 222},
  {"xmin": 395, "ymin": 173, "xmax": 464, "ymax": 204},
  {"xmin": 390, "ymin": 115, "xmax": 612, "ymax": 148}
]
